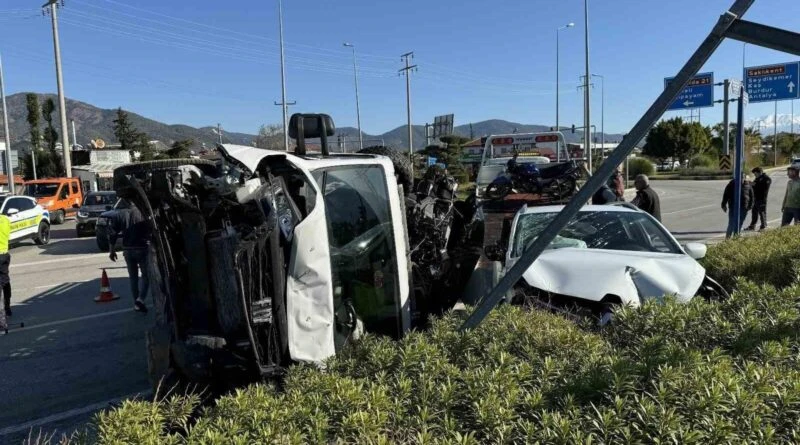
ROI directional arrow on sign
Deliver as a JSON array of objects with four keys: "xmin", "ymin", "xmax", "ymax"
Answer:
[
  {"xmin": 790, "ymin": 81, "xmax": 796, "ymax": 93},
  {"xmin": 683, "ymin": 100, "xmax": 694, "ymax": 107}
]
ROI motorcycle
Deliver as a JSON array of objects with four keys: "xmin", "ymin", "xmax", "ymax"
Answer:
[{"xmin": 485, "ymin": 153, "xmax": 580, "ymax": 200}]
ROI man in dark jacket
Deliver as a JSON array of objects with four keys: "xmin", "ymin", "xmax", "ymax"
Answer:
[
  {"xmin": 592, "ymin": 184, "xmax": 618, "ymax": 205},
  {"xmin": 631, "ymin": 174, "xmax": 661, "ymax": 221},
  {"xmin": 108, "ymin": 201, "xmax": 151, "ymax": 313},
  {"xmin": 722, "ymin": 174, "xmax": 755, "ymax": 238},
  {"xmin": 745, "ymin": 167, "xmax": 772, "ymax": 231}
]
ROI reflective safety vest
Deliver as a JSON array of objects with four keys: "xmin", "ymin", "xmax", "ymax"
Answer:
[{"xmin": 0, "ymin": 215, "xmax": 10, "ymax": 254}]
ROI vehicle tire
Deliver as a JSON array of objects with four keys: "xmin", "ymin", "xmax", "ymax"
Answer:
[
  {"xmin": 33, "ymin": 221, "xmax": 50, "ymax": 245},
  {"xmin": 598, "ymin": 303, "xmax": 615, "ymax": 327},
  {"xmin": 553, "ymin": 177, "xmax": 577, "ymax": 199},
  {"xmin": 485, "ymin": 182, "xmax": 512, "ymax": 200},
  {"xmin": 358, "ymin": 146, "xmax": 413, "ymax": 195},
  {"xmin": 699, "ymin": 275, "xmax": 730, "ymax": 302},
  {"xmin": 113, "ymin": 158, "xmax": 218, "ymax": 198},
  {"xmin": 52, "ymin": 210, "xmax": 65, "ymax": 225}
]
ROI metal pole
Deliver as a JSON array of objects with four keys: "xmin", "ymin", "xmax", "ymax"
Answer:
[
  {"xmin": 277, "ymin": 0, "xmax": 289, "ymax": 151},
  {"xmin": 583, "ymin": 0, "xmax": 591, "ymax": 174},
  {"xmin": 343, "ymin": 44, "xmax": 363, "ymax": 151},
  {"xmin": 400, "ymin": 52, "xmax": 416, "ymax": 176},
  {"xmin": 723, "ymin": 79, "xmax": 730, "ymax": 156},
  {"xmin": 733, "ymin": 85, "xmax": 745, "ymax": 237},
  {"xmin": 31, "ymin": 149, "xmax": 37, "ymax": 180},
  {"xmin": 46, "ymin": 1, "xmax": 71, "ymax": 177},
  {"xmin": 555, "ymin": 24, "xmax": 573, "ymax": 132},
  {"xmin": 217, "ymin": 123, "xmax": 223, "ymax": 144},
  {"xmin": 774, "ymin": 100, "xmax": 778, "ymax": 165},
  {"xmin": 592, "ymin": 74, "xmax": 604, "ymax": 163},
  {"xmin": 0, "ymin": 54, "xmax": 14, "ymax": 193}
]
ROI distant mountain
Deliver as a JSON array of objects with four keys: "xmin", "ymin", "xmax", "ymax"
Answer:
[
  {"xmin": 747, "ymin": 114, "xmax": 800, "ymax": 133},
  {"xmin": 3, "ymin": 92, "xmax": 626, "ymax": 153},
  {"xmin": 4, "ymin": 93, "xmax": 256, "ymax": 152}
]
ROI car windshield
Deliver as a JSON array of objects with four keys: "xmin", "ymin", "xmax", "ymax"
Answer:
[
  {"xmin": 25, "ymin": 183, "xmax": 59, "ymax": 198},
  {"xmin": 83, "ymin": 193, "xmax": 116, "ymax": 206},
  {"xmin": 511, "ymin": 210, "xmax": 682, "ymax": 257}
]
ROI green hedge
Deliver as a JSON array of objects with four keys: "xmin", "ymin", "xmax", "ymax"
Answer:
[
  {"xmin": 688, "ymin": 154, "xmax": 717, "ymax": 169},
  {"xmin": 702, "ymin": 225, "xmax": 800, "ymax": 290},
  {"xmin": 49, "ymin": 227, "xmax": 800, "ymax": 444},
  {"xmin": 627, "ymin": 158, "xmax": 654, "ymax": 178}
]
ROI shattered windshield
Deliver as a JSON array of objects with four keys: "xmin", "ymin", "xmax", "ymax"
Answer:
[{"xmin": 512, "ymin": 210, "xmax": 681, "ymax": 257}]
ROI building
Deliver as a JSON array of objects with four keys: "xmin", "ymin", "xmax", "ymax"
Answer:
[{"xmin": 72, "ymin": 149, "xmax": 132, "ymax": 192}]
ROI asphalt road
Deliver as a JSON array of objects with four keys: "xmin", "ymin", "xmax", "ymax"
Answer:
[
  {"xmin": 0, "ymin": 220, "xmax": 151, "ymax": 444},
  {"xmin": 0, "ymin": 174, "xmax": 793, "ymax": 443}
]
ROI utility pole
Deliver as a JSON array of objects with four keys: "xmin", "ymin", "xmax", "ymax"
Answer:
[
  {"xmin": 277, "ymin": 0, "xmax": 289, "ymax": 151},
  {"xmin": 399, "ymin": 52, "xmax": 417, "ymax": 175},
  {"xmin": 469, "ymin": 123, "xmax": 474, "ymax": 140},
  {"xmin": 274, "ymin": 100, "xmax": 296, "ymax": 150},
  {"xmin": 43, "ymin": 0, "xmax": 71, "ymax": 177},
  {"xmin": 722, "ymin": 79, "xmax": 731, "ymax": 156},
  {"xmin": 217, "ymin": 123, "xmax": 223, "ymax": 144},
  {"xmin": 0, "ymin": 54, "xmax": 14, "ymax": 193},
  {"xmin": 774, "ymin": 100, "xmax": 778, "ymax": 166},
  {"xmin": 343, "ymin": 43, "xmax": 363, "ymax": 151},
  {"xmin": 583, "ymin": 0, "xmax": 591, "ymax": 174},
  {"xmin": 592, "ymin": 74, "xmax": 604, "ymax": 164}
]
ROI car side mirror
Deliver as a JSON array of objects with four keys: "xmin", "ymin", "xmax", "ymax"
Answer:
[
  {"xmin": 6, "ymin": 208, "xmax": 19, "ymax": 216},
  {"xmin": 684, "ymin": 242, "xmax": 707, "ymax": 260},
  {"xmin": 484, "ymin": 244, "xmax": 506, "ymax": 262}
]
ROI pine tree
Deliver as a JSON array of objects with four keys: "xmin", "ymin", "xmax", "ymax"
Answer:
[
  {"xmin": 39, "ymin": 97, "xmax": 64, "ymax": 177},
  {"xmin": 26, "ymin": 94, "xmax": 41, "ymax": 152},
  {"xmin": 167, "ymin": 139, "xmax": 193, "ymax": 158},
  {"xmin": 112, "ymin": 108, "xmax": 138, "ymax": 152}
]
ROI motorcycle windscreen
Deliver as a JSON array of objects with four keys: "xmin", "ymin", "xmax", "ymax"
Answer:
[{"xmin": 285, "ymin": 173, "xmax": 336, "ymax": 364}]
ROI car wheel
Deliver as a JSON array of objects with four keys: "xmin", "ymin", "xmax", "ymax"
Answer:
[
  {"xmin": 699, "ymin": 275, "xmax": 730, "ymax": 302},
  {"xmin": 33, "ymin": 221, "xmax": 50, "ymax": 246},
  {"xmin": 485, "ymin": 182, "xmax": 511, "ymax": 200},
  {"xmin": 53, "ymin": 210, "xmax": 65, "ymax": 225},
  {"xmin": 597, "ymin": 302, "xmax": 616, "ymax": 327}
]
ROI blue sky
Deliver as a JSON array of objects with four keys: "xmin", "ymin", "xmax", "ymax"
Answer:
[{"xmin": 0, "ymin": 0, "xmax": 798, "ymax": 136}]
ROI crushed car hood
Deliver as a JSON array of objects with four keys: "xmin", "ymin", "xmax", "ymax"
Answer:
[{"xmin": 512, "ymin": 248, "xmax": 705, "ymax": 305}]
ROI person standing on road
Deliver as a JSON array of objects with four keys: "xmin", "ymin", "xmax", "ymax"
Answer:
[
  {"xmin": 745, "ymin": 167, "xmax": 772, "ymax": 231},
  {"xmin": 0, "ymin": 212, "xmax": 11, "ymax": 329},
  {"xmin": 609, "ymin": 167, "xmax": 625, "ymax": 201},
  {"xmin": 631, "ymin": 174, "xmax": 661, "ymax": 221},
  {"xmin": 722, "ymin": 174, "xmax": 754, "ymax": 238},
  {"xmin": 781, "ymin": 164, "xmax": 800, "ymax": 226},
  {"xmin": 108, "ymin": 201, "xmax": 151, "ymax": 313}
]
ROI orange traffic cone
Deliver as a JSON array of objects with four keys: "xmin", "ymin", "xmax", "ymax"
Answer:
[{"xmin": 94, "ymin": 268, "xmax": 119, "ymax": 303}]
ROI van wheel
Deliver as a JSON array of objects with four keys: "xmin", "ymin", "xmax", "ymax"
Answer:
[
  {"xmin": 53, "ymin": 210, "xmax": 65, "ymax": 225},
  {"xmin": 33, "ymin": 222, "xmax": 50, "ymax": 245}
]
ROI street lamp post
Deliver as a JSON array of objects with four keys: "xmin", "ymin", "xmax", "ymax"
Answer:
[
  {"xmin": 343, "ymin": 43, "xmax": 363, "ymax": 151},
  {"xmin": 591, "ymin": 74, "xmax": 604, "ymax": 164},
  {"xmin": 556, "ymin": 23, "xmax": 574, "ymax": 134},
  {"xmin": 277, "ymin": 0, "xmax": 289, "ymax": 151},
  {"xmin": 583, "ymin": 0, "xmax": 591, "ymax": 174}
]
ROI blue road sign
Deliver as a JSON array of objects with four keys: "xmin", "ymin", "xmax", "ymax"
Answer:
[
  {"xmin": 427, "ymin": 156, "xmax": 437, "ymax": 166},
  {"xmin": 664, "ymin": 72, "xmax": 715, "ymax": 110},
  {"xmin": 744, "ymin": 62, "xmax": 800, "ymax": 103}
]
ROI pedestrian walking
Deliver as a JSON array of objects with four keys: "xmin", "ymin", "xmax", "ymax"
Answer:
[
  {"xmin": 108, "ymin": 201, "xmax": 151, "ymax": 313},
  {"xmin": 722, "ymin": 174, "xmax": 754, "ymax": 238},
  {"xmin": 745, "ymin": 167, "xmax": 772, "ymax": 231},
  {"xmin": 0, "ymin": 212, "xmax": 10, "ymax": 330},
  {"xmin": 609, "ymin": 167, "xmax": 625, "ymax": 201},
  {"xmin": 781, "ymin": 164, "xmax": 800, "ymax": 226},
  {"xmin": 631, "ymin": 174, "xmax": 661, "ymax": 221}
]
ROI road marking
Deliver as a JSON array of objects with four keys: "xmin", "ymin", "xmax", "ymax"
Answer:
[
  {"xmin": 663, "ymin": 204, "xmax": 717, "ymax": 215},
  {"xmin": 4, "ymin": 308, "xmax": 134, "ymax": 334},
  {"xmin": 11, "ymin": 254, "xmax": 108, "ymax": 269},
  {"xmin": 0, "ymin": 390, "xmax": 151, "ymax": 437}
]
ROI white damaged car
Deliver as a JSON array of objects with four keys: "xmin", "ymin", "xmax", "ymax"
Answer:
[{"xmin": 485, "ymin": 203, "xmax": 729, "ymax": 323}]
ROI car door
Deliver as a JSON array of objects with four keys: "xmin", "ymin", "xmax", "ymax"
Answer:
[
  {"xmin": 4, "ymin": 197, "xmax": 28, "ymax": 241},
  {"xmin": 17, "ymin": 198, "xmax": 39, "ymax": 237}
]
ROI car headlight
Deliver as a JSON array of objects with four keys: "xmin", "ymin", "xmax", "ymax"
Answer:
[{"xmin": 77, "ymin": 211, "xmax": 89, "ymax": 218}]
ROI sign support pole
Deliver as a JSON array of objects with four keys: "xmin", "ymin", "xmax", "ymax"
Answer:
[{"xmin": 733, "ymin": 84, "xmax": 745, "ymax": 237}]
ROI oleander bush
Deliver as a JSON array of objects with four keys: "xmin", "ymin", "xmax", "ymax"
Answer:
[{"xmin": 47, "ymin": 226, "xmax": 800, "ymax": 444}]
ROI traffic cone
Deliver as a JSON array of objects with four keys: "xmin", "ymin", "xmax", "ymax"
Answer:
[{"xmin": 95, "ymin": 268, "xmax": 119, "ymax": 303}]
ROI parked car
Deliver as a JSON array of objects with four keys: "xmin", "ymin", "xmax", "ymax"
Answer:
[
  {"xmin": 485, "ymin": 203, "xmax": 728, "ymax": 324},
  {"xmin": 94, "ymin": 198, "xmax": 128, "ymax": 252},
  {"xmin": 0, "ymin": 195, "xmax": 50, "ymax": 246},
  {"xmin": 23, "ymin": 177, "xmax": 83, "ymax": 224},
  {"xmin": 76, "ymin": 191, "xmax": 117, "ymax": 238},
  {"xmin": 656, "ymin": 160, "xmax": 681, "ymax": 171}
]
